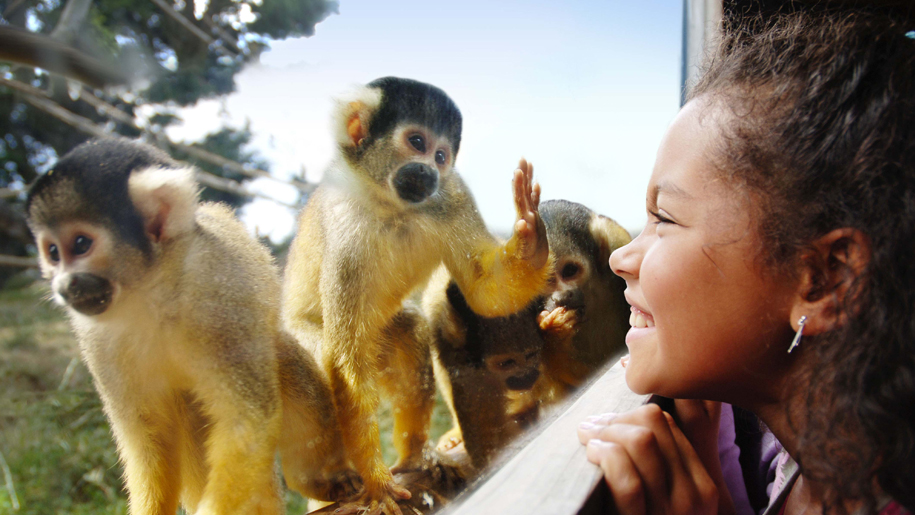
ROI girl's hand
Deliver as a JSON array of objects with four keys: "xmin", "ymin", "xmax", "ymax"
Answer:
[{"xmin": 577, "ymin": 403, "xmax": 720, "ymax": 515}]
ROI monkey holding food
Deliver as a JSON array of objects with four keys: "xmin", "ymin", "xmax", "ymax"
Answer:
[
  {"xmin": 282, "ymin": 77, "xmax": 551, "ymax": 515},
  {"xmin": 536, "ymin": 199, "xmax": 631, "ymax": 399},
  {"xmin": 27, "ymin": 138, "xmax": 357, "ymax": 515},
  {"xmin": 425, "ymin": 199, "xmax": 631, "ymax": 470}
]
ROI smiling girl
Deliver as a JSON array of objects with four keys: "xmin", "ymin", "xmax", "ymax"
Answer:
[{"xmin": 577, "ymin": 9, "xmax": 915, "ymax": 515}]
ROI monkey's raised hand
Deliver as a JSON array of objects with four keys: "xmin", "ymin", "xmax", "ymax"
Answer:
[{"xmin": 511, "ymin": 158, "xmax": 549, "ymax": 271}]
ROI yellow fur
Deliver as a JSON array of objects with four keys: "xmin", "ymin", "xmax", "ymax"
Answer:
[
  {"xmin": 284, "ymin": 118, "xmax": 551, "ymax": 509},
  {"xmin": 32, "ymin": 157, "xmax": 356, "ymax": 515}
]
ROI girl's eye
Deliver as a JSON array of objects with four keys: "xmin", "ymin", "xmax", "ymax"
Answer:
[
  {"xmin": 408, "ymin": 135, "xmax": 426, "ymax": 153},
  {"xmin": 650, "ymin": 210, "xmax": 675, "ymax": 225},
  {"xmin": 435, "ymin": 150, "xmax": 446, "ymax": 165},
  {"xmin": 48, "ymin": 244, "xmax": 60, "ymax": 262},
  {"xmin": 73, "ymin": 235, "xmax": 93, "ymax": 255}
]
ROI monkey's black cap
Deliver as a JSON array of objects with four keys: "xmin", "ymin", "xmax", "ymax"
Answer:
[
  {"xmin": 541, "ymin": 200, "xmax": 601, "ymax": 263},
  {"xmin": 367, "ymin": 77, "xmax": 463, "ymax": 155},
  {"xmin": 27, "ymin": 137, "xmax": 177, "ymax": 255}
]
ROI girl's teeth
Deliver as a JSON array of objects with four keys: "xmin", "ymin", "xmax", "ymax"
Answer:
[{"xmin": 629, "ymin": 310, "xmax": 655, "ymax": 328}]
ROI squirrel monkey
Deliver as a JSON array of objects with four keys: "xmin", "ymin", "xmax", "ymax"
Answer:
[
  {"xmin": 282, "ymin": 77, "xmax": 551, "ymax": 515},
  {"xmin": 26, "ymin": 138, "xmax": 358, "ymax": 515},
  {"xmin": 422, "ymin": 266, "xmax": 545, "ymax": 471},
  {"xmin": 535, "ymin": 199, "xmax": 631, "ymax": 398},
  {"xmin": 425, "ymin": 200, "xmax": 631, "ymax": 470}
]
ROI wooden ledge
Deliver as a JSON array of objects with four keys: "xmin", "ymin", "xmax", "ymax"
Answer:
[{"xmin": 443, "ymin": 361, "xmax": 649, "ymax": 515}]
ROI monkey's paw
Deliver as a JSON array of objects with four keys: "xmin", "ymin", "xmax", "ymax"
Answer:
[
  {"xmin": 538, "ymin": 306, "xmax": 580, "ymax": 341},
  {"xmin": 391, "ymin": 451, "xmax": 470, "ymax": 511},
  {"xmin": 332, "ymin": 481, "xmax": 411, "ymax": 515},
  {"xmin": 323, "ymin": 469, "xmax": 364, "ymax": 502},
  {"xmin": 436, "ymin": 436, "xmax": 463, "ymax": 453},
  {"xmin": 511, "ymin": 158, "xmax": 549, "ymax": 271},
  {"xmin": 434, "ymin": 428, "xmax": 464, "ymax": 453}
]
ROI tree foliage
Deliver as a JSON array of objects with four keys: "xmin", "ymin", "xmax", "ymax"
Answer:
[{"xmin": 0, "ymin": 0, "xmax": 337, "ymax": 284}]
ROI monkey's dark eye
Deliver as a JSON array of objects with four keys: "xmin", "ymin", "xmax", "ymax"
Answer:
[
  {"xmin": 561, "ymin": 263, "xmax": 581, "ymax": 280},
  {"xmin": 408, "ymin": 135, "xmax": 426, "ymax": 153},
  {"xmin": 498, "ymin": 359, "xmax": 517, "ymax": 370},
  {"xmin": 48, "ymin": 244, "xmax": 60, "ymax": 262},
  {"xmin": 435, "ymin": 150, "xmax": 446, "ymax": 165},
  {"xmin": 73, "ymin": 235, "xmax": 93, "ymax": 255}
]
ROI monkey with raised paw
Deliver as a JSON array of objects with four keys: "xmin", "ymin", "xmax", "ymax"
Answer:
[
  {"xmin": 425, "ymin": 199, "xmax": 631, "ymax": 471},
  {"xmin": 282, "ymin": 77, "xmax": 551, "ymax": 515}
]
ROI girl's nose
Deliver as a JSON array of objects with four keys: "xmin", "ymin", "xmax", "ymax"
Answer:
[{"xmin": 609, "ymin": 237, "xmax": 642, "ymax": 280}]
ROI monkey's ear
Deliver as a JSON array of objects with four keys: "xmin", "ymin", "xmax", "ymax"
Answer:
[
  {"xmin": 128, "ymin": 166, "xmax": 199, "ymax": 243},
  {"xmin": 333, "ymin": 86, "xmax": 382, "ymax": 148},
  {"xmin": 589, "ymin": 214, "xmax": 632, "ymax": 269}
]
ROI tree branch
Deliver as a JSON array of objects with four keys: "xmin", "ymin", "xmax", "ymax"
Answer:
[
  {"xmin": 1, "ymin": 0, "xmax": 30, "ymax": 22},
  {"xmin": 193, "ymin": 169, "xmax": 296, "ymax": 208},
  {"xmin": 150, "ymin": 0, "xmax": 238, "ymax": 57},
  {"xmin": 0, "ymin": 188, "xmax": 22, "ymax": 200},
  {"xmin": 0, "ymin": 77, "xmax": 309, "ymax": 205},
  {"xmin": 0, "ymin": 25, "xmax": 130, "ymax": 88},
  {"xmin": 202, "ymin": 15, "xmax": 244, "ymax": 55},
  {"xmin": 0, "ymin": 255, "xmax": 37, "ymax": 268},
  {"xmin": 49, "ymin": 0, "xmax": 93, "ymax": 43}
]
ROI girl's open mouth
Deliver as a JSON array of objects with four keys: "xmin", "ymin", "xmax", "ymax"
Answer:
[{"xmin": 628, "ymin": 306, "xmax": 655, "ymax": 328}]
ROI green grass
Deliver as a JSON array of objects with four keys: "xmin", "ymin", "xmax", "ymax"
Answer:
[
  {"xmin": 0, "ymin": 281, "xmax": 453, "ymax": 515},
  {"xmin": 1, "ymin": 282, "xmax": 123, "ymax": 515}
]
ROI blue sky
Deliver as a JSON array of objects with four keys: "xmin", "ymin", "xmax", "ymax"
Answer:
[{"xmin": 171, "ymin": 0, "xmax": 684, "ymax": 240}]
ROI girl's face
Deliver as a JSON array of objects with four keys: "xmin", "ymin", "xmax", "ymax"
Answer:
[{"xmin": 610, "ymin": 98, "xmax": 798, "ymax": 402}]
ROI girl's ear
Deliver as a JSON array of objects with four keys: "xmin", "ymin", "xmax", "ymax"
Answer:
[{"xmin": 789, "ymin": 228, "xmax": 871, "ymax": 335}]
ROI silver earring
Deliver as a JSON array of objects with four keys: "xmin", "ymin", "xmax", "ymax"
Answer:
[{"xmin": 787, "ymin": 315, "xmax": 807, "ymax": 353}]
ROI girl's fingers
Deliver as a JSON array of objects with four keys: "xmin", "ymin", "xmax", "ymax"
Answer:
[
  {"xmin": 586, "ymin": 439, "xmax": 648, "ymax": 515},
  {"xmin": 664, "ymin": 413, "xmax": 719, "ymax": 505},
  {"xmin": 671, "ymin": 399, "xmax": 722, "ymax": 477},
  {"xmin": 609, "ymin": 405, "xmax": 690, "ymax": 480},
  {"xmin": 580, "ymin": 405, "xmax": 720, "ymax": 515},
  {"xmin": 586, "ymin": 412, "xmax": 618, "ymax": 424},
  {"xmin": 587, "ymin": 423, "xmax": 671, "ymax": 504},
  {"xmin": 578, "ymin": 417, "xmax": 615, "ymax": 444}
]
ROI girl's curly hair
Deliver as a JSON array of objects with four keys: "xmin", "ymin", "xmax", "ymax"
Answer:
[{"xmin": 691, "ymin": 9, "xmax": 915, "ymax": 513}]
